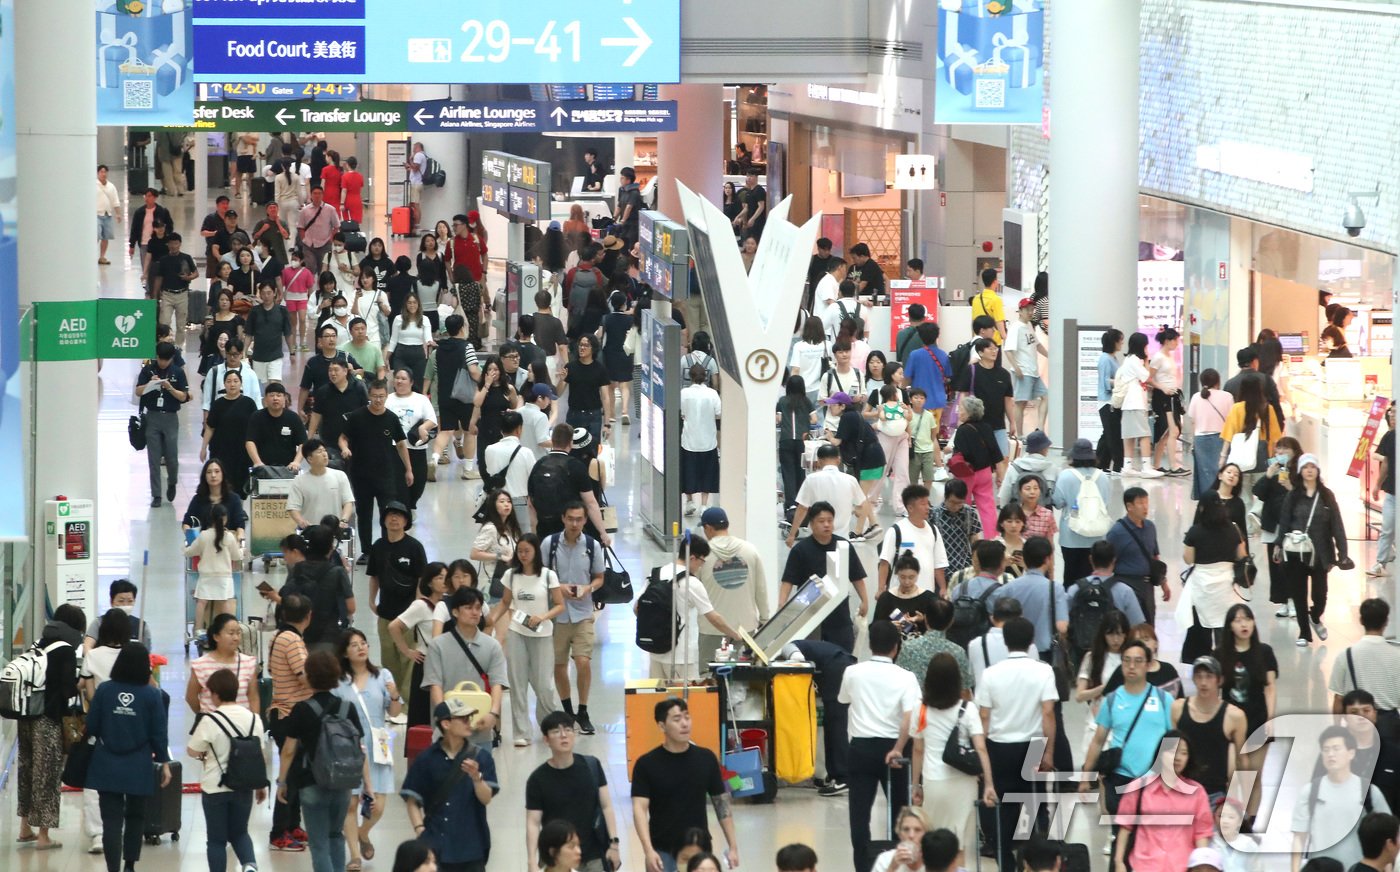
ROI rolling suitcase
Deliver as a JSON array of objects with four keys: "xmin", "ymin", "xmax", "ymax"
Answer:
[
  {"xmin": 250, "ymin": 177, "xmax": 272, "ymax": 206},
  {"xmin": 143, "ymin": 759, "xmax": 183, "ymax": 843},
  {"xmin": 391, "ymin": 206, "xmax": 412, "ymax": 236},
  {"xmin": 187, "ymin": 288, "xmax": 208, "ymax": 325}
]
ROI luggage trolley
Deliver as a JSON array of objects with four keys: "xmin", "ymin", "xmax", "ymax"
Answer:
[{"xmin": 183, "ymin": 554, "xmax": 244, "ymax": 655}]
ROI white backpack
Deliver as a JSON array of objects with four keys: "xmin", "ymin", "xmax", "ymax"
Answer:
[
  {"xmin": 1067, "ymin": 470, "xmax": 1112, "ymax": 538},
  {"xmin": 0, "ymin": 640, "xmax": 70, "ymax": 720}
]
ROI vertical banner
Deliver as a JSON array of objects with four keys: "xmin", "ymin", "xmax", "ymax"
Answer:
[
  {"xmin": 97, "ymin": 0, "xmax": 195, "ymax": 126},
  {"xmin": 1076, "ymin": 324, "xmax": 1110, "ymax": 445},
  {"xmin": 0, "ymin": 0, "xmax": 19, "ymax": 541},
  {"xmin": 933, "ymin": 0, "xmax": 1044, "ymax": 125},
  {"xmin": 1348, "ymin": 396, "xmax": 1390, "ymax": 479}
]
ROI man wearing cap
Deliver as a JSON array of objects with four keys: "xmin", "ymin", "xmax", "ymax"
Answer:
[
  {"xmin": 787, "ymin": 444, "xmax": 876, "ymax": 546},
  {"xmin": 1008, "ymin": 297, "xmax": 1049, "ymax": 434},
  {"xmin": 134, "ymin": 341, "xmax": 190, "ymax": 507},
  {"xmin": 543, "ymin": 501, "xmax": 607, "ymax": 735},
  {"xmin": 369, "ymin": 501, "xmax": 428, "ymax": 701},
  {"xmin": 339, "ymin": 378, "xmax": 413, "ymax": 558},
  {"xmin": 1171, "ymin": 656, "xmax": 1248, "ymax": 803},
  {"xmin": 1185, "ymin": 846, "xmax": 1226, "ymax": 872},
  {"xmin": 695, "ymin": 507, "xmax": 769, "ymax": 660},
  {"xmin": 246, "ymin": 383, "xmax": 307, "ymax": 473},
  {"xmin": 681, "ymin": 364, "xmax": 722, "ymax": 516},
  {"xmin": 997, "ymin": 429, "xmax": 1060, "ymax": 506},
  {"xmin": 483, "ymin": 411, "xmax": 537, "ymax": 533},
  {"xmin": 401, "ymin": 696, "xmax": 499, "ymax": 871},
  {"xmin": 520, "ymin": 383, "xmax": 556, "ymax": 458},
  {"xmin": 423, "ymin": 587, "xmax": 506, "ymax": 747}
]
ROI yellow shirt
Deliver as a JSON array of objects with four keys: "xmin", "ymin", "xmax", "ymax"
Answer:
[
  {"xmin": 971, "ymin": 289, "xmax": 1006, "ymax": 344},
  {"xmin": 1220, "ymin": 402, "xmax": 1284, "ymax": 456}
]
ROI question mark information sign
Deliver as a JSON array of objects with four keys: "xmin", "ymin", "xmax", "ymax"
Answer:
[{"xmin": 191, "ymin": 0, "xmax": 680, "ymax": 85}]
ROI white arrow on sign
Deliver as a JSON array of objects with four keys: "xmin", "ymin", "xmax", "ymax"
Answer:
[
  {"xmin": 600, "ymin": 16, "xmax": 652, "ymax": 67},
  {"xmin": 414, "ymin": 108, "xmax": 433, "ymax": 126},
  {"xmin": 550, "ymin": 107, "xmax": 567, "ymax": 125},
  {"xmin": 275, "ymin": 108, "xmax": 294, "ymax": 126}
]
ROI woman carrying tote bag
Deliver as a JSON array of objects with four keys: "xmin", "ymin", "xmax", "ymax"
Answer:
[{"xmin": 1220, "ymin": 372, "xmax": 1283, "ymax": 475}]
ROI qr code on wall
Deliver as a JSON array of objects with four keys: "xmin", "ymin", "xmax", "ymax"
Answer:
[
  {"xmin": 974, "ymin": 78, "xmax": 1006, "ymax": 110},
  {"xmin": 123, "ymin": 79, "xmax": 155, "ymax": 111}
]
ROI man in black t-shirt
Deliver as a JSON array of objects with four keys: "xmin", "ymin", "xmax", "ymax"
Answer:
[
  {"xmin": 299, "ymin": 325, "xmax": 362, "ymax": 415},
  {"xmin": 528, "ymin": 424, "xmax": 610, "ymax": 541},
  {"xmin": 245, "ymin": 384, "xmax": 307, "ymax": 470},
  {"xmin": 849, "ymin": 242, "xmax": 886, "ymax": 302},
  {"xmin": 952, "ymin": 337, "xmax": 1017, "ymax": 459},
  {"xmin": 632, "ymin": 698, "xmax": 737, "ymax": 870},
  {"xmin": 367, "ymin": 502, "xmax": 426, "ymax": 696},
  {"xmin": 152, "ymin": 233, "xmax": 199, "ymax": 332},
  {"xmin": 616, "ymin": 167, "xmax": 644, "ymax": 247},
  {"xmin": 526, "ymin": 711, "xmax": 621, "ymax": 870},
  {"xmin": 780, "ymin": 501, "xmax": 869, "ymax": 653},
  {"xmin": 339, "ymin": 379, "xmax": 411, "ymax": 555},
  {"xmin": 734, "ymin": 172, "xmax": 767, "ymax": 241},
  {"xmin": 1371, "ymin": 404, "xmax": 1397, "ymax": 577},
  {"xmin": 308, "ymin": 359, "xmax": 368, "ymax": 453},
  {"xmin": 200, "ymin": 196, "xmax": 231, "ymax": 278}
]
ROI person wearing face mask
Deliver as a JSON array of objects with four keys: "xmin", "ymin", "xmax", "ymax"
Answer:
[
  {"xmin": 281, "ymin": 249, "xmax": 316, "ymax": 352},
  {"xmin": 1253, "ymin": 436, "xmax": 1303, "ymax": 618},
  {"xmin": 84, "ymin": 579, "xmax": 152, "ymax": 651},
  {"xmin": 352, "ymin": 269, "xmax": 390, "ymax": 349},
  {"xmin": 327, "ymin": 294, "xmax": 354, "ymax": 345}
]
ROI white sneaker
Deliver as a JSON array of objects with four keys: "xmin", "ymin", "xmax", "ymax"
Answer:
[
  {"xmin": 1313, "ymin": 620, "xmax": 1328, "ymax": 641},
  {"xmin": 1139, "ymin": 466, "xmax": 1165, "ymax": 479},
  {"xmin": 684, "ymin": 501, "xmax": 697, "ymax": 516},
  {"xmin": 1121, "ymin": 464, "xmax": 1140, "ymax": 478},
  {"xmin": 1296, "ymin": 637, "xmax": 1310, "ymax": 647},
  {"xmin": 1369, "ymin": 563, "xmax": 1388, "ymax": 577},
  {"xmin": 386, "ymin": 712, "xmax": 407, "ymax": 725},
  {"xmin": 89, "ymin": 836, "xmax": 104, "ymax": 854},
  {"xmin": 932, "ymin": 467, "xmax": 948, "ymax": 483},
  {"xmin": 513, "ymin": 737, "xmax": 530, "ymax": 747},
  {"xmin": 1275, "ymin": 604, "xmax": 1291, "ymax": 618}
]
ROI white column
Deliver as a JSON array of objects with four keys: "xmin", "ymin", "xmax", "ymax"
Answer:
[
  {"xmin": 193, "ymin": 134, "xmax": 209, "ymax": 245},
  {"xmin": 413, "ymin": 85, "xmax": 472, "ymax": 231},
  {"xmin": 1047, "ymin": 0, "xmax": 1140, "ymax": 447},
  {"xmin": 17, "ymin": 0, "xmax": 99, "ymax": 601}
]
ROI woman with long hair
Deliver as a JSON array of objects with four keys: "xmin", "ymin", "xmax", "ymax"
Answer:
[
  {"xmin": 1274, "ymin": 453, "xmax": 1350, "ymax": 645},
  {"xmin": 1149, "ymin": 327, "xmax": 1186, "ymax": 474},
  {"xmin": 1112, "ymin": 731, "xmax": 1214, "ymax": 872},
  {"xmin": 1199, "ymin": 462, "xmax": 1249, "ymax": 534},
  {"xmin": 1075, "ymin": 610, "xmax": 1129, "ymax": 756},
  {"xmin": 1097, "ymin": 328, "xmax": 1125, "ymax": 472},
  {"xmin": 1185, "ymin": 368, "xmax": 1233, "ymax": 499},
  {"xmin": 599, "ymin": 290, "xmax": 635, "ymax": 424},
  {"xmin": 320, "ymin": 150, "xmax": 343, "ymax": 211},
  {"xmin": 777, "ymin": 374, "xmax": 816, "ymax": 513},
  {"xmin": 87, "ymin": 644, "xmax": 172, "ymax": 872},
  {"xmin": 15, "ymin": 604, "xmax": 84, "ymax": 850},
  {"xmin": 1179, "ymin": 492, "xmax": 1247, "ymax": 662},
  {"xmin": 910, "ymin": 653, "xmax": 997, "ymax": 853},
  {"xmin": 560, "ymin": 334, "xmax": 608, "ymax": 447},
  {"xmin": 183, "ymin": 457, "xmax": 248, "ymax": 540},
  {"xmin": 1253, "ymin": 436, "xmax": 1302, "ymax": 617},
  {"xmin": 471, "ymin": 489, "xmax": 522, "ymax": 600},
  {"xmin": 721, "ymin": 180, "xmax": 742, "ymax": 224},
  {"xmin": 230, "ymin": 246, "xmax": 258, "ymax": 302},
  {"xmin": 388, "ymin": 562, "xmax": 448, "ymax": 729},
  {"xmin": 1215, "ymin": 604, "xmax": 1277, "ymax": 818},
  {"xmin": 562, "ymin": 203, "xmax": 589, "ymax": 252},
  {"xmin": 414, "ymin": 232, "xmax": 447, "ymax": 300},
  {"xmin": 350, "ymin": 268, "xmax": 389, "ymax": 348},
  {"xmin": 952, "ymin": 395, "xmax": 1004, "ymax": 535},
  {"xmin": 1220, "ymin": 372, "xmax": 1283, "ymax": 474},
  {"xmin": 995, "ymin": 503, "xmax": 1028, "ymax": 577},
  {"xmin": 788, "ymin": 316, "xmax": 829, "ymax": 405},
  {"xmin": 391, "ymin": 840, "xmax": 436, "ymax": 872},
  {"xmin": 535, "ymin": 221, "xmax": 568, "ymax": 288},
  {"xmin": 467, "ymin": 355, "xmax": 522, "ymax": 474},
  {"xmin": 335, "ymin": 629, "xmax": 399, "ymax": 871},
  {"xmin": 200, "ymin": 289, "xmax": 245, "ymax": 372},
  {"xmin": 184, "ymin": 502, "xmax": 243, "ymax": 637},
  {"xmin": 487, "ymin": 534, "xmax": 565, "ymax": 745},
  {"xmin": 388, "ymin": 295, "xmax": 433, "ymax": 392},
  {"xmin": 202, "ymin": 369, "xmax": 258, "ymax": 496},
  {"xmin": 186, "ymin": 613, "xmax": 260, "ymax": 715},
  {"xmin": 1115, "ymin": 331, "xmax": 1162, "ymax": 478},
  {"xmin": 1371, "ymin": 402, "xmax": 1397, "ymax": 578}
]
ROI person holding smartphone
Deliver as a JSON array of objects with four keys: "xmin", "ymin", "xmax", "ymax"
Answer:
[{"xmin": 134, "ymin": 341, "xmax": 190, "ymax": 507}]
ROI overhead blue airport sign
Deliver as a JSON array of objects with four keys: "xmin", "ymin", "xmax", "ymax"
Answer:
[
  {"xmin": 191, "ymin": 0, "xmax": 680, "ymax": 85},
  {"xmin": 205, "ymin": 83, "xmax": 360, "ymax": 102},
  {"xmin": 407, "ymin": 100, "xmax": 676, "ymax": 133}
]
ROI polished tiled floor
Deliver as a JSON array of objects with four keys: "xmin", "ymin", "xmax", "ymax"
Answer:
[{"xmin": 1, "ymin": 178, "xmax": 1391, "ymax": 872}]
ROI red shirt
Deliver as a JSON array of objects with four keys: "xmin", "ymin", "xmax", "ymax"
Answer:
[{"xmin": 451, "ymin": 233, "xmax": 485, "ymax": 283}]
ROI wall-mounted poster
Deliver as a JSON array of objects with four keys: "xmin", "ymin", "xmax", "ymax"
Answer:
[{"xmin": 934, "ymin": 0, "xmax": 1043, "ymax": 126}]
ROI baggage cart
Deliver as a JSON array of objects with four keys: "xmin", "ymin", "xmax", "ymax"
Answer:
[{"xmin": 184, "ymin": 555, "xmax": 244, "ymax": 656}]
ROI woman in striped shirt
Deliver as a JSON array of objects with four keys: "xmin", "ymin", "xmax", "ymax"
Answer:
[{"xmin": 185, "ymin": 613, "xmax": 260, "ymax": 717}]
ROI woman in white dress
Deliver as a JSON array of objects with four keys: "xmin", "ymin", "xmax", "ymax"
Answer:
[
  {"xmin": 486, "ymin": 534, "xmax": 565, "ymax": 746},
  {"xmin": 1115, "ymin": 331, "xmax": 1163, "ymax": 478}
]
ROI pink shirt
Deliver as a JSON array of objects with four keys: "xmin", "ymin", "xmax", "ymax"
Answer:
[
  {"xmin": 281, "ymin": 265, "xmax": 315, "ymax": 302},
  {"xmin": 1115, "ymin": 776, "xmax": 1214, "ymax": 872},
  {"xmin": 1187, "ymin": 389, "xmax": 1234, "ymax": 436}
]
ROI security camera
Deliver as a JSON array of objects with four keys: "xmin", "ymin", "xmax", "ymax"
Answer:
[
  {"xmin": 1343, "ymin": 200, "xmax": 1366, "ymax": 237},
  {"xmin": 1344, "ymin": 187, "xmax": 1380, "ymax": 238}
]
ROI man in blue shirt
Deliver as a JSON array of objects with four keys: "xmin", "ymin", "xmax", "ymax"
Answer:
[
  {"xmin": 402, "ymin": 698, "xmax": 499, "ymax": 871},
  {"xmin": 542, "ymin": 502, "xmax": 607, "ymax": 734},
  {"xmin": 1080, "ymin": 640, "xmax": 1174, "ymax": 824},
  {"xmin": 1104, "ymin": 487, "xmax": 1167, "ymax": 624},
  {"xmin": 1096, "ymin": 328, "xmax": 1125, "ymax": 472},
  {"xmin": 1064, "ymin": 540, "xmax": 1147, "ymax": 626},
  {"xmin": 902, "ymin": 322, "xmax": 953, "ymax": 424}
]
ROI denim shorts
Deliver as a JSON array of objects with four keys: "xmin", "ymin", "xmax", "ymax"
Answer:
[{"xmin": 1013, "ymin": 373, "xmax": 1049, "ymax": 402}]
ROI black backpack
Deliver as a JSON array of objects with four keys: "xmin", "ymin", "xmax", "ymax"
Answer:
[
  {"xmin": 527, "ymin": 453, "xmax": 575, "ymax": 523},
  {"xmin": 482, "ymin": 445, "xmax": 523, "ymax": 493},
  {"xmin": 1068, "ymin": 578, "xmax": 1118, "ymax": 661},
  {"xmin": 948, "ymin": 581, "xmax": 998, "ymax": 649},
  {"xmin": 209, "ymin": 710, "xmax": 269, "ymax": 791},
  {"xmin": 424, "ymin": 157, "xmax": 446, "ymax": 187},
  {"xmin": 948, "ymin": 341, "xmax": 975, "ymax": 390},
  {"xmin": 834, "ymin": 299, "xmax": 865, "ymax": 339},
  {"xmin": 635, "ymin": 569, "xmax": 684, "ymax": 654}
]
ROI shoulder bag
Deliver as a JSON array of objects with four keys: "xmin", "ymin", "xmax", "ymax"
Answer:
[
  {"xmin": 1047, "ymin": 575, "xmax": 1071, "ymax": 702},
  {"xmin": 448, "ymin": 629, "xmax": 492, "ymax": 692},
  {"xmin": 580, "ymin": 754, "xmax": 616, "ymax": 870},
  {"xmin": 351, "ymin": 679, "xmax": 394, "ymax": 765},
  {"xmin": 1281, "ymin": 493, "xmax": 1320, "ymax": 565},
  {"xmin": 1232, "ymin": 522, "xmax": 1257, "ymax": 593},
  {"xmin": 926, "ymin": 700, "xmax": 982, "ymax": 777},
  {"xmin": 1095, "ymin": 687, "xmax": 1159, "ymax": 776}
]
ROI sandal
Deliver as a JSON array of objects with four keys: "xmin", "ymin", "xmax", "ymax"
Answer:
[
  {"xmin": 346, "ymin": 861, "xmax": 362, "ymax": 871},
  {"xmin": 16, "ymin": 834, "xmax": 37, "ymax": 844},
  {"xmin": 360, "ymin": 837, "xmax": 375, "ymax": 860}
]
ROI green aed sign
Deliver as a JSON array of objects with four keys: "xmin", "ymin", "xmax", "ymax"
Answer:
[{"xmin": 33, "ymin": 299, "xmax": 156, "ymax": 361}]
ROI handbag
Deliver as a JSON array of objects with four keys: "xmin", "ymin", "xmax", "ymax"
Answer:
[
  {"xmin": 1117, "ymin": 518, "xmax": 1167, "ymax": 586},
  {"xmin": 351, "ymin": 682, "xmax": 394, "ymax": 765},
  {"xmin": 947, "ymin": 450, "xmax": 975, "ymax": 479},
  {"xmin": 622, "ymin": 325, "xmax": 638, "ymax": 356},
  {"xmin": 61, "ymin": 707, "xmax": 86, "ymax": 752},
  {"xmin": 450, "ymin": 366, "xmax": 477, "ymax": 404},
  {"xmin": 1281, "ymin": 494, "xmax": 1320, "ymax": 564},
  {"xmin": 593, "ymin": 545, "xmax": 634, "ymax": 608},
  {"xmin": 1096, "ymin": 688, "xmax": 1158, "ymax": 776},
  {"xmin": 1047, "ymin": 577, "xmax": 1071, "ymax": 702},
  {"xmin": 580, "ymin": 754, "xmax": 616, "ymax": 870},
  {"xmin": 924, "ymin": 701, "xmax": 982, "ymax": 777},
  {"xmin": 128, "ymin": 413, "xmax": 147, "ymax": 451},
  {"xmin": 62, "ymin": 735, "xmax": 95, "ymax": 789},
  {"xmin": 486, "ymin": 561, "xmax": 509, "ymax": 601},
  {"xmin": 1233, "ymin": 524, "xmax": 1257, "ymax": 590}
]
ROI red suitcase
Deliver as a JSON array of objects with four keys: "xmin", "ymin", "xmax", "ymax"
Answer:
[
  {"xmin": 392, "ymin": 207, "xmax": 412, "ymax": 236},
  {"xmin": 406, "ymin": 725, "xmax": 433, "ymax": 762}
]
